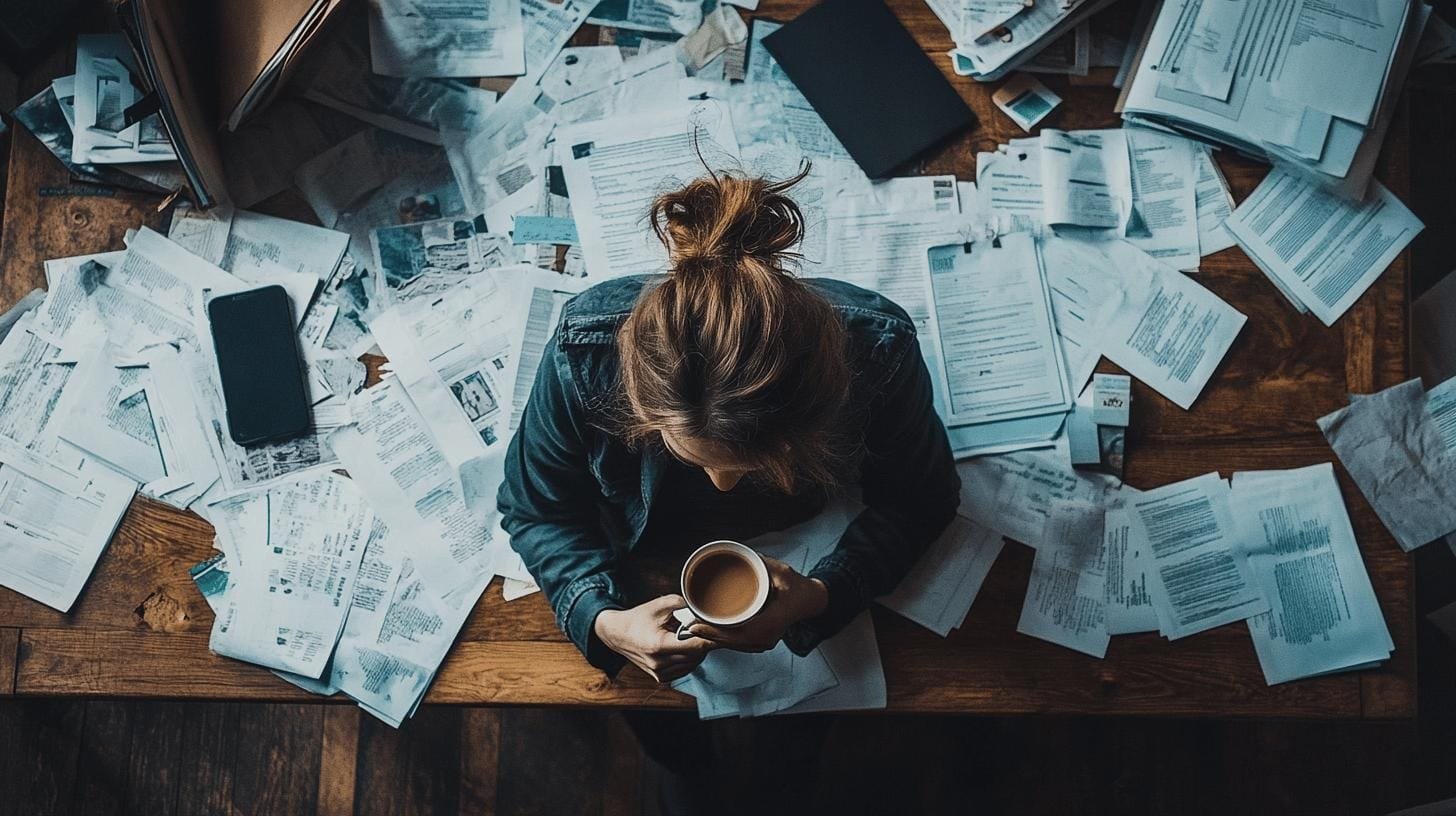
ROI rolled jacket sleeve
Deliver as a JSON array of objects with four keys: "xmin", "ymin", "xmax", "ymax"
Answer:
[
  {"xmin": 784, "ymin": 334, "xmax": 960, "ymax": 655},
  {"xmin": 498, "ymin": 335, "xmax": 628, "ymax": 675}
]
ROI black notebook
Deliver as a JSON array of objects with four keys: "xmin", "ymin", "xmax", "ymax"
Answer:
[{"xmin": 762, "ymin": 0, "xmax": 975, "ymax": 179}]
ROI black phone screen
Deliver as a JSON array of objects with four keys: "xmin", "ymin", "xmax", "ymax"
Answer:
[{"xmin": 207, "ymin": 285, "xmax": 310, "ymax": 446}]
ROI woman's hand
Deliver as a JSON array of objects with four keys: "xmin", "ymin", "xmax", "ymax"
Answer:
[
  {"xmin": 685, "ymin": 555, "xmax": 828, "ymax": 653},
  {"xmin": 593, "ymin": 595, "xmax": 716, "ymax": 683}
]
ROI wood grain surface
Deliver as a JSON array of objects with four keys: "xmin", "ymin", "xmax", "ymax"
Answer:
[
  {"xmin": 0, "ymin": 0, "xmax": 1415, "ymax": 718},
  {"xmin": 0, "ymin": 627, "xmax": 18, "ymax": 696}
]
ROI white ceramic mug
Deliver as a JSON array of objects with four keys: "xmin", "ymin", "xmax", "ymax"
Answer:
[{"xmin": 671, "ymin": 540, "xmax": 771, "ymax": 640}]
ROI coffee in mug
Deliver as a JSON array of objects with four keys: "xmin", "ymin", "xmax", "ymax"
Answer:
[{"xmin": 672, "ymin": 540, "xmax": 771, "ymax": 639}]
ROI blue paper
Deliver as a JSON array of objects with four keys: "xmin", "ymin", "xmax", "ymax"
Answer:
[{"xmin": 511, "ymin": 215, "xmax": 579, "ymax": 246}]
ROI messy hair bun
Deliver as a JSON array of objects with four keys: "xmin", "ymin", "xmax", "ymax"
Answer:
[
  {"xmin": 648, "ymin": 168, "xmax": 809, "ymax": 275},
  {"xmin": 618, "ymin": 168, "xmax": 852, "ymax": 493}
]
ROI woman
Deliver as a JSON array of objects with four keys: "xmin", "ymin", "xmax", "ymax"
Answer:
[{"xmin": 498, "ymin": 169, "xmax": 960, "ymax": 810}]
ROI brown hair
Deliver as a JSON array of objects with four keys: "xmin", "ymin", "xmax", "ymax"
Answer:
[{"xmin": 616, "ymin": 169, "xmax": 852, "ymax": 493}]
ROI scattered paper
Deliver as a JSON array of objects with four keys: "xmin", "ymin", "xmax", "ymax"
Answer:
[{"xmin": 1317, "ymin": 379, "xmax": 1456, "ymax": 552}]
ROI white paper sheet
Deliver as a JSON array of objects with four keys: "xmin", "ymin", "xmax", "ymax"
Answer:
[
  {"xmin": 1317, "ymin": 379, "xmax": 1456, "ymax": 552},
  {"xmin": 0, "ymin": 440, "xmax": 134, "ymax": 612},
  {"xmin": 1126, "ymin": 472, "xmax": 1269, "ymax": 639},
  {"xmin": 927, "ymin": 234, "xmax": 1072, "ymax": 426},
  {"xmin": 1193, "ymin": 148, "xmax": 1237, "ymax": 257},
  {"xmin": 1225, "ymin": 171, "xmax": 1422, "ymax": 326},
  {"xmin": 368, "ymin": 0, "xmax": 526, "ymax": 78},
  {"xmin": 956, "ymin": 445, "xmax": 1123, "ymax": 547},
  {"xmin": 369, "ymin": 270, "xmax": 525, "ymax": 489},
  {"xmin": 878, "ymin": 514, "xmax": 1004, "ymax": 636},
  {"xmin": 1040, "ymin": 129, "xmax": 1133, "ymax": 231},
  {"xmin": 330, "ymin": 378, "xmax": 501, "ymax": 604},
  {"xmin": 1232, "ymin": 463, "xmax": 1394, "ymax": 685},
  {"xmin": 557, "ymin": 100, "xmax": 739, "ymax": 280},
  {"xmin": 1017, "ymin": 498, "xmax": 1111, "ymax": 657},
  {"xmin": 1032, "ymin": 233, "xmax": 1126, "ymax": 394},
  {"xmin": 1096, "ymin": 239, "xmax": 1246, "ymax": 409},
  {"xmin": 208, "ymin": 472, "xmax": 373, "ymax": 677},
  {"xmin": 1125, "ymin": 128, "xmax": 1200, "ymax": 271},
  {"xmin": 1101, "ymin": 504, "xmax": 1160, "ymax": 635}
]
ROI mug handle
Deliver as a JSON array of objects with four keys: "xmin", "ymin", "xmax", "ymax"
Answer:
[{"xmin": 671, "ymin": 607, "xmax": 697, "ymax": 640}]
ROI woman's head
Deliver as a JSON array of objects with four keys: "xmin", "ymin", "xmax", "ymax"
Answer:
[{"xmin": 616, "ymin": 169, "xmax": 851, "ymax": 494}]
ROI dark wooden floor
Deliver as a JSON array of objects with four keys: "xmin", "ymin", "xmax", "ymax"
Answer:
[
  {"xmin": 7, "ymin": 7, "xmax": 1456, "ymax": 816},
  {"xmin": 4, "ymin": 698, "xmax": 1456, "ymax": 815}
]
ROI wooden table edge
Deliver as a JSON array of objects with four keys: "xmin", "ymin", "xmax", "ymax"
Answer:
[{"xmin": 0, "ymin": 627, "xmax": 18, "ymax": 696}]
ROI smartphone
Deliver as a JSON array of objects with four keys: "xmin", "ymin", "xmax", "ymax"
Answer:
[{"xmin": 207, "ymin": 285, "xmax": 310, "ymax": 446}]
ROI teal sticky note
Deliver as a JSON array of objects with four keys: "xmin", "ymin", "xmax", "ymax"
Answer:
[{"xmin": 512, "ymin": 215, "xmax": 579, "ymax": 246}]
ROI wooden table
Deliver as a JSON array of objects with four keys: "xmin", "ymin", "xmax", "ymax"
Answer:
[{"xmin": 0, "ymin": 0, "xmax": 1415, "ymax": 718}]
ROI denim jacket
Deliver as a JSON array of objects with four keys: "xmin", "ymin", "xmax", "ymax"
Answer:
[{"xmin": 498, "ymin": 275, "xmax": 961, "ymax": 675}]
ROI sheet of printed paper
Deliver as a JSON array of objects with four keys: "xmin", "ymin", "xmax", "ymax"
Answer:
[
  {"xmin": 1036, "ymin": 234, "xmax": 1126, "ymax": 393},
  {"xmin": 35, "ymin": 227, "xmax": 244, "ymax": 359},
  {"xmin": 1126, "ymin": 472, "xmax": 1268, "ymax": 639},
  {"xmin": 507, "ymin": 268, "xmax": 578, "ymax": 431},
  {"xmin": 1039, "ymin": 129, "xmax": 1133, "ymax": 231},
  {"xmin": 368, "ymin": 0, "xmax": 526, "ymax": 78},
  {"xmin": 552, "ymin": 48, "xmax": 688, "ymax": 126},
  {"xmin": 1125, "ymin": 128, "xmax": 1200, "ymax": 271},
  {"xmin": 976, "ymin": 148, "xmax": 1044, "ymax": 235},
  {"xmin": 134, "ymin": 344, "xmax": 222, "ymax": 507},
  {"xmin": 927, "ymin": 234, "xmax": 1071, "ymax": 426},
  {"xmin": 1427, "ymin": 374, "xmax": 1456, "ymax": 452},
  {"xmin": 369, "ymin": 269, "xmax": 527, "ymax": 485},
  {"xmin": 956, "ymin": 444, "xmax": 1123, "ymax": 547},
  {"xmin": 1097, "ymin": 239, "xmax": 1246, "ymax": 409},
  {"xmin": 961, "ymin": 0, "xmax": 1027, "ymax": 42},
  {"xmin": 1017, "ymin": 499, "xmax": 1111, "ymax": 657},
  {"xmin": 1232, "ymin": 463, "xmax": 1393, "ymax": 685},
  {"xmin": 1265, "ymin": 0, "xmax": 1406, "ymax": 127},
  {"xmin": 879, "ymin": 514, "xmax": 1004, "ymax": 636},
  {"xmin": 1225, "ymin": 171, "xmax": 1422, "ymax": 326},
  {"xmin": 1193, "ymin": 147, "xmax": 1237, "ymax": 257},
  {"xmin": 331, "ymin": 516, "xmax": 491, "ymax": 725},
  {"xmin": 72, "ymin": 34, "xmax": 176, "ymax": 164},
  {"xmin": 557, "ymin": 101, "xmax": 739, "ymax": 280},
  {"xmin": 331, "ymin": 378, "xmax": 501, "ymax": 604},
  {"xmin": 208, "ymin": 472, "xmax": 374, "ymax": 678},
  {"xmin": 818, "ymin": 206, "xmax": 963, "ymax": 410},
  {"xmin": 0, "ymin": 441, "xmax": 134, "ymax": 612},
  {"xmin": 371, "ymin": 215, "xmax": 518, "ymax": 305},
  {"xmin": 1102, "ymin": 503, "xmax": 1159, "ymax": 635},
  {"xmin": 954, "ymin": 0, "xmax": 1094, "ymax": 78},
  {"xmin": 56, "ymin": 344, "xmax": 168, "ymax": 483},
  {"xmin": 1317, "ymin": 379, "xmax": 1456, "ymax": 552}
]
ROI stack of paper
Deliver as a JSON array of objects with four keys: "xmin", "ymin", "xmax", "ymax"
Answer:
[
  {"xmin": 1126, "ymin": 472, "xmax": 1270, "ymax": 639},
  {"xmin": 1001, "ymin": 460, "xmax": 1394, "ymax": 679},
  {"xmin": 975, "ymin": 128, "xmax": 1237, "ymax": 271},
  {"xmin": 9, "ymin": 71, "xmax": 185, "ymax": 196},
  {"xmin": 1225, "ymin": 170, "xmax": 1423, "ymax": 326},
  {"xmin": 1119, "ymin": 0, "xmax": 1429, "ymax": 199},
  {"xmin": 942, "ymin": 0, "xmax": 1120, "ymax": 82},
  {"xmin": 1233, "ymin": 463, "xmax": 1393, "ymax": 684},
  {"xmin": 927, "ymin": 234, "xmax": 1074, "ymax": 456}
]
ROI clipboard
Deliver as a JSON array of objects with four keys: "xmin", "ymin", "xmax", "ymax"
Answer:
[{"xmin": 926, "ymin": 237, "xmax": 1073, "ymax": 456}]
